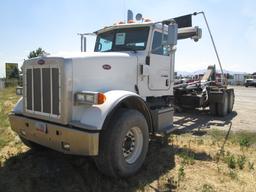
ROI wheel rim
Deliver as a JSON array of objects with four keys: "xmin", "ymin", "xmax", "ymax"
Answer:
[{"xmin": 122, "ymin": 126, "xmax": 143, "ymax": 164}]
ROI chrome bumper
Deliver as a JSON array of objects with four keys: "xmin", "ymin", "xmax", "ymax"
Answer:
[{"xmin": 9, "ymin": 114, "xmax": 99, "ymax": 156}]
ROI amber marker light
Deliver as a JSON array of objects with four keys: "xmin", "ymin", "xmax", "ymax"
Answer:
[
  {"xmin": 97, "ymin": 93, "xmax": 106, "ymax": 104},
  {"xmin": 127, "ymin": 20, "xmax": 135, "ymax": 23},
  {"xmin": 144, "ymin": 19, "xmax": 152, "ymax": 22}
]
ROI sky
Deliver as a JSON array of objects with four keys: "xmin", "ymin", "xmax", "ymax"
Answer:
[{"xmin": 0, "ymin": 0, "xmax": 255, "ymax": 77}]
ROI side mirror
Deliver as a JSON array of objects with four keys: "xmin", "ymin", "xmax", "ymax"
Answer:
[
  {"xmin": 167, "ymin": 23, "xmax": 178, "ymax": 46},
  {"xmin": 78, "ymin": 33, "xmax": 95, "ymax": 52}
]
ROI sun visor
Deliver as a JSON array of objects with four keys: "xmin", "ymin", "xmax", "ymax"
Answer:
[{"xmin": 173, "ymin": 14, "xmax": 192, "ymax": 28}]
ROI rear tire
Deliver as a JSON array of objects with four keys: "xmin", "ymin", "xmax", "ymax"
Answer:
[
  {"xmin": 227, "ymin": 90, "xmax": 234, "ymax": 113},
  {"xmin": 217, "ymin": 92, "xmax": 228, "ymax": 117},
  {"xmin": 209, "ymin": 104, "xmax": 217, "ymax": 116},
  {"xmin": 95, "ymin": 109, "xmax": 149, "ymax": 177}
]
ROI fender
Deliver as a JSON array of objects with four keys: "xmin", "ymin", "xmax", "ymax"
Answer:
[
  {"xmin": 12, "ymin": 92, "xmax": 153, "ymax": 132},
  {"xmin": 72, "ymin": 90, "xmax": 153, "ymax": 131}
]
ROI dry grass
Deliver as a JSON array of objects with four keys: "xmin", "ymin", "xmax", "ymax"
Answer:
[
  {"xmin": 167, "ymin": 131, "xmax": 256, "ymax": 192},
  {"xmin": 0, "ymin": 87, "xmax": 20, "ymax": 149},
  {"xmin": 0, "ymin": 88, "xmax": 256, "ymax": 192}
]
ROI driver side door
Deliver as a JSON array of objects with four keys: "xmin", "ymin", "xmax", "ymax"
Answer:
[{"xmin": 148, "ymin": 31, "xmax": 171, "ymax": 90}]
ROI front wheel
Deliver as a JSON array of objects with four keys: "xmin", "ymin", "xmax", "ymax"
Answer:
[{"xmin": 95, "ymin": 109, "xmax": 149, "ymax": 177}]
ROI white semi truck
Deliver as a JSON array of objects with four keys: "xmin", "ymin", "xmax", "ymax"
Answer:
[{"xmin": 9, "ymin": 12, "xmax": 233, "ymax": 177}]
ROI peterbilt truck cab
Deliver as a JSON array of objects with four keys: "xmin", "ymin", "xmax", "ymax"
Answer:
[{"xmin": 9, "ymin": 15, "xmax": 202, "ymax": 177}]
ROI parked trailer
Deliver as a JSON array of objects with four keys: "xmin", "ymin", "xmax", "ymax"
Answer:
[
  {"xmin": 9, "ymin": 11, "xmax": 232, "ymax": 177},
  {"xmin": 174, "ymin": 65, "xmax": 234, "ymax": 116}
]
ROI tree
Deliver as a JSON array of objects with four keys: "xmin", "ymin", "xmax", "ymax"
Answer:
[
  {"xmin": 9, "ymin": 67, "xmax": 19, "ymax": 79},
  {"xmin": 28, "ymin": 47, "xmax": 47, "ymax": 59}
]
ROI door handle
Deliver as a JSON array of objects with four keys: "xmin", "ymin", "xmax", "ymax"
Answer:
[
  {"xmin": 145, "ymin": 56, "xmax": 150, "ymax": 65},
  {"xmin": 166, "ymin": 79, "xmax": 169, "ymax": 86}
]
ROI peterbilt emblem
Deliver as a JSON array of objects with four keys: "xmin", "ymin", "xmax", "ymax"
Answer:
[
  {"xmin": 102, "ymin": 64, "xmax": 111, "ymax": 70},
  {"xmin": 37, "ymin": 59, "xmax": 45, "ymax": 65}
]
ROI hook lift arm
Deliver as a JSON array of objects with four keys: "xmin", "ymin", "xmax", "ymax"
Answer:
[{"xmin": 193, "ymin": 11, "xmax": 226, "ymax": 86}]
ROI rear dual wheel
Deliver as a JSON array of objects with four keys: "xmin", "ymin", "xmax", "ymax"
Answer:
[
  {"xmin": 209, "ymin": 103, "xmax": 217, "ymax": 116},
  {"xmin": 209, "ymin": 90, "xmax": 234, "ymax": 117},
  {"xmin": 217, "ymin": 92, "xmax": 228, "ymax": 117},
  {"xmin": 95, "ymin": 109, "xmax": 149, "ymax": 177},
  {"xmin": 227, "ymin": 90, "xmax": 234, "ymax": 113}
]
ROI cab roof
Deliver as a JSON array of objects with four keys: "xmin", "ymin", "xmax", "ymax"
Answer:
[{"xmin": 94, "ymin": 21, "xmax": 155, "ymax": 35}]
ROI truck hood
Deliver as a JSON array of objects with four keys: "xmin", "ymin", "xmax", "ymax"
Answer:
[
  {"xmin": 69, "ymin": 51, "xmax": 139, "ymax": 122},
  {"xmin": 51, "ymin": 51, "xmax": 134, "ymax": 60},
  {"xmin": 67, "ymin": 51, "xmax": 138, "ymax": 93},
  {"xmin": 21, "ymin": 51, "xmax": 139, "ymax": 125}
]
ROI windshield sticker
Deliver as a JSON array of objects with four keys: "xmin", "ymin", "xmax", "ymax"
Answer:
[{"xmin": 115, "ymin": 33, "xmax": 126, "ymax": 45}]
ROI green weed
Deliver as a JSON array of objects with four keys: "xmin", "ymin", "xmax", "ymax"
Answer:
[
  {"xmin": 178, "ymin": 163, "xmax": 185, "ymax": 181},
  {"xmin": 201, "ymin": 184, "xmax": 215, "ymax": 192},
  {"xmin": 224, "ymin": 152, "xmax": 236, "ymax": 169},
  {"xmin": 178, "ymin": 150, "xmax": 195, "ymax": 165},
  {"xmin": 0, "ymin": 87, "xmax": 20, "ymax": 149},
  {"xmin": 237, "ymin": 155, "xmax": 246, "ymax": 170},
  {"xmin": 239, "ymin": 137, "xmax": 250, "ymax": 148},
  {"xmin": 229, "ymin": 170, "xmax": 238, "ymax": 180},
  {"xmin": 248, "ymin": 161, "xmax": 254, "ymax": 171}
]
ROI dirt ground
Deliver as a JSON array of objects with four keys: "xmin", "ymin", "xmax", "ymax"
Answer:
[{"xmin": 174, "ymin": 86, "xmax": 256, "ymax": 133}]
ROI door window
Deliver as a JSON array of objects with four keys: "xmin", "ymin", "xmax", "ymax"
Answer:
[{"xmin": 151, "ymin": 31, "xmax": 169, "ymax": 56}]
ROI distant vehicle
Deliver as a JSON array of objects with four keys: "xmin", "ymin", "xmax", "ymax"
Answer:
[{"xmin": 245, "ymin": 79, "xmax": 256, "ymax": 87}]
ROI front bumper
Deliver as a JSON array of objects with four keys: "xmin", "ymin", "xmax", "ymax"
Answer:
[{"xmin": 9, "ymin": 114, "xmax": 99, "ymax": 156}]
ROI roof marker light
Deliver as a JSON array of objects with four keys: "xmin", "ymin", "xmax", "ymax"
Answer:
[
  {"xmin": 144, "ymin": 18, "xmax": 152, "ymax": 22},
  {"xmin": 128, "ymin": 20, "xmax": 135, "ymax": 23}
]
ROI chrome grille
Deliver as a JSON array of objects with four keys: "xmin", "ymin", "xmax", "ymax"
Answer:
[{"xmin": 25, "ymin": 67, "xmax": 60, "ymax": 117}]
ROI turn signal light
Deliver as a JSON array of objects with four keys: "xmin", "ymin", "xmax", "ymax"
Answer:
[
  {"xmin": 97, "ymin": 93, "xmax": 106, "ymax": 104},
  {"xmin": 114, "ymin": 21, "xmax": 125, "ymax": 25}
]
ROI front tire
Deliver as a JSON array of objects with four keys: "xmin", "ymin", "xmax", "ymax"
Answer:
[{"xmin": 95, "ymin": 109, "xmax": 149, "ymax": 177}]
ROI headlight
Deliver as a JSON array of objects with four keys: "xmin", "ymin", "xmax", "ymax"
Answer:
[
  {"xmin": 75, "ymin": 91, "xmax": 106, "ymax": 105},
  {"xmin": 16, "ymin": 87, "xmax": 23, "ymax": 96}
]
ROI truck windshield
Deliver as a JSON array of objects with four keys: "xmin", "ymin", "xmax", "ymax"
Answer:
[{"xmin": 94, "ymin": 27, "xmax": 149, "ymax": 52}]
